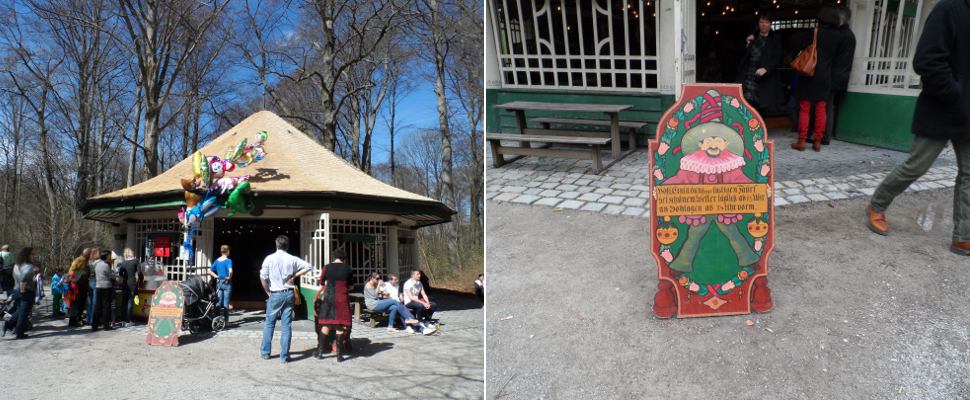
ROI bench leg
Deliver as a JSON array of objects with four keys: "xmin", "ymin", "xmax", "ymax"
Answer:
[
  {"xmin": 488, "ymin": 139, "xmax": 506, "ymax": 167},
  {"xmin": 627, "ymin": 128, "xmax": 637, "ymax": 150},
  {"xmin": 354, "ymin": 302, "xmax": 361, "ymax": 323},
  {"xmin": 591, "ymin": 144, "xmax": 603, "ymax": 174},
  {"xmin": 515, "ymin": 110, "xmax": 531, "ymax": 149},
  {"xmin": 370, "ymin": 317, "xmax": 378, "ymax": 328}
]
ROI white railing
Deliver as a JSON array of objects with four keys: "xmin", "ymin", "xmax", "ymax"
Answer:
[
  {"xmin": 300, "ymin": 213, "xmax": 330, "ymax": 290},
  {"xmin": 489, "ymin": 0, "xmax": 661, "ymax": 92},
  {"xmin": 852, "ymin": 0, "xmax": 924, "ymax": 95}
]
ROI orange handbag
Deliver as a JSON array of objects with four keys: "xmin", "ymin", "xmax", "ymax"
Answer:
[{"xmin": 790, "ymin": 28, "xmax": 818, "ymax": 77}]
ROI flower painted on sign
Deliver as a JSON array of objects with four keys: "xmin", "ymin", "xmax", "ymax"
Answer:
[
  {"xmin": 667, "ymin": 118, "xmax": 679, "ymax": 130},
  {"xmin": 760, "ymin": 164, "xmax": 770, "ymax": 177},
  {"xmin": 738, "ymin": 270, "xmax": 749, "ymax": 280},
  {"xmin": 730, "ymin": 98, "xmax": 740, "ymax": 108},
  {"xmin": 654, "ymin": 169, "xmax": 664, "ymax": 180},
  {"xmin": 754, "ymin": 138, "xmax": 764, "ymax": 152},
  {"xmin": 661, "ymin": 248, "xmax": 673, "ymax": 263},
  {"xmin": 688, "ymin": 282, "xmax": 701, "ymax": 292},
  {"xmin": 678, "ymin": 276, "xmax": 690, "ymax": 287},
  {"xmin": 748, "ymin": 118, "xmax": 760, "ymax": 131},
  {"xmin": 658, "ymin": 141, "xmax": 670, "ymax": 155},
  {"xmin": 683, "ymin": 102, "xmax": 695, "ymax": 113},
  {"xmin": 717, "ymin": 214, "xmax": 744, "ymax": 224},
  {"xmin": 678, "ymin": 215, "xmax": 706, "ymax": 226}
]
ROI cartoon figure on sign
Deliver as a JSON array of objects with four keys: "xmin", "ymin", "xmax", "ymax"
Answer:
[
  {"xmin": 650, "ymin": 85, "xmax": 774, "ymax": 318},
  {"xmin": 663, "ymin": 122, "xmax": 760, "ymax": 283},
  {"xmin": 146, "ymin": 281, "xmax": 185, "ymax": 346}
]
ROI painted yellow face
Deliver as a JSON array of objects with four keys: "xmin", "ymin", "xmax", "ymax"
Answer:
[{"xmin": 699, "ymin": 136, "xmax": 729, "ymax": 157}]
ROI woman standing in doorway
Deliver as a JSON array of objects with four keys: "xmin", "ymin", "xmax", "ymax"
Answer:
[
  {"xmin": 792, "ymin": 7, "xmax": 844, "ymax": 152},
  {"xmin": 317, "ymin": 249, "xmax": 353, "ymax": 362},
  {"xmin": 207, "ymin": 245, "xmax": 233, "ymax": 326}
]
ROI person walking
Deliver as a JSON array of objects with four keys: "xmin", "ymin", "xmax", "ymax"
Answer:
[
  {"xmin": 116, "ymin": 249, "xmax": 141, "ymax": 327},
  {"xmin": 259, "ymin": 235, "xmax": 311, "ymax": 363},
  {"xmin": 11, "ymin": 247, "xmax": 38, "ymax": 339},
  {"xmin": 67, "ymin": 248, "xmax": 91, "ymax": 327},
  {"xmin": 823, "ymin": 7, "xmax": 856, "ymax": 145},
  {"xmin": 867, "ymin": 0, "xmax": 970, "ymax": 256},
  {"xmin": 207, "ymin": 245, "xmax": 233, "ymax": 327},
  {"xmin": 792, "ymin": 7, "xmax": 843, "ymax": 152},
  {"xmin": 92, "ymin": 250, "xmax": 118, "ymax": 331},
  {"xmin": 737, "ymin": 13, "xmax": 785, "ymax": 114}
]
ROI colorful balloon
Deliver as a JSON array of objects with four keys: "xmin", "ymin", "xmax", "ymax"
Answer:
[{"xmin": 225, "ymin": 181, "xmax": 254, "ymax": 217}]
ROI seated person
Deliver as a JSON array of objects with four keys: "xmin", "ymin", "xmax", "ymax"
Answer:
[
  {"xmin": 403, "ymin": 270, "xmax": 438, "ymax": 332},
  {"xmin": 363, "ymin": 273, "xmax": 427, "ymax": 334}
]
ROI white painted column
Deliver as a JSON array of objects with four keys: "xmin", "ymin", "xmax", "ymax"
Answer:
[
  {"xmin": 125, "ymin": 222, "xmax": 137, "ymax": 258},
  {"xmin": 658, "ymin": 0, "xmax": 679, "ymax": 95},
  {"xmin": 848, "ymin": 0, "xmax": 874, "ymax": 89},
  {"xmin": 387, "ymin": 227, "xmax": 400, "ymax": 278},
  {"xmin": 485, "ymin": 0, "xmax": 503, "ymax": 89}
]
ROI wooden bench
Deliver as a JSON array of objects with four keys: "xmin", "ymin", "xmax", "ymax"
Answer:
[
  {"xmin": 486, "ymin": 133, "xmax": 611, "ymax": 174},
  {"xmin": 358, "ymin": 307, "xmax": 389, "ymax": 328},
  {"xmin": 530, "ymin": 117, "xmax": 645, "ymax": 148}
]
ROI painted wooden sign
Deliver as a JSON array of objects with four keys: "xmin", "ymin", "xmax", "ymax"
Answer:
[
  {"xmin": 649, "ymin": 84, "xmax": 774, "ymax": 318},
  {"xmin": 146, "ymin": 280, "xmax": 185, "ymax": 346}
]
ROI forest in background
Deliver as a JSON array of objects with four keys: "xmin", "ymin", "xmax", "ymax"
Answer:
[{"xmin": 0, "ymin": 0, "xmax": 483, "ymax": 289}]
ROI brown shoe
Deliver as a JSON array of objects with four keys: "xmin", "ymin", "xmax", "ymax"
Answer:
[
  {"xmin": 866, "ymin": 206, "xmax": 889, "ymax": 236},
  {"xmin": 951, "ymin": 241, "xmax": 970, "ymax": 256},
  {"xmin": 790, "ymin": 140, "xmax": 806, "ymax": 151},
  {"xmin": 812, "ymin": 135, "xmax": 823, "ymax": 152}
]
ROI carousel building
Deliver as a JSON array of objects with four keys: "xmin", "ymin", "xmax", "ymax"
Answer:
[
  {"xmin": 486, "ymin": 0, "xmax": 938, "ymax": 150},
  {"xmin": 82, "ymin": 110, "xmax": 453, "ymax": 313}
]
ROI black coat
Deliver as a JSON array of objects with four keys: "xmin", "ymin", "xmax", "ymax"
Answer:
[
  {"xmin": 832, "ymin": 25, "xmax": 856, "ymax": 91},
  {"xmin": 794, "ymin": 23, "xmax": 842, "ymax": 101},
  {"xmin": 911, "ymin": 0, "xmax": 970, "ymax": 140},
  {"xmin": 737, "ymin": 32, "xmax": 785, "ymax": 110}
]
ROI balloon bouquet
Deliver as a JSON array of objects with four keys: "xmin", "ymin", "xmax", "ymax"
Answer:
[{"xmin": 179, "ymin": 131, "xmax": 269, "ymax": 261}]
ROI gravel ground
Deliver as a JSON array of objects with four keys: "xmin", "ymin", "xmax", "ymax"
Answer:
[
  {"xmin": 2, "ymin": 292, "xmax": 484, "ymax": 399},
  {"xmin": 485, "ymin": 191, "xmax": 970, "ymax": 399}
]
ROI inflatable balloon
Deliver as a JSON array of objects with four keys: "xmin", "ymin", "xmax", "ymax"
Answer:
[
  {"xmin": 225, "ymin": 181, "xmax": 254, "ymax": 217},
  {"xmin": 225, "ymin": 138, "xmax": 247, "ymax": 162},
  {"xmin": 181, "ymin": 178, "xmax": 202, "ymax": 209},
  {"xmin": 214, "ymin": 175, "xmax": 249, "ymax": 195}
]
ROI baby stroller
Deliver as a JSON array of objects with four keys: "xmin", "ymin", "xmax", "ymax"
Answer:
[
  {"xmin": 1, "ymin": 295, "xmax": 32, "ymax": 336},
  {"xmin": 179, "ymin": 275, "xmax": 225, "ymax": 333}
]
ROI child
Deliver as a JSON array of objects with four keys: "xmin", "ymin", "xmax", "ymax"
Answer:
[{"xmin": 51, "ymin": 270, "xmax": 67, "ymax": 317}]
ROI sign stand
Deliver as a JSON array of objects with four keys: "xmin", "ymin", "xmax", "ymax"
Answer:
[{"xmin": 146, "ymin": 280, "xmax": 185, "ymax": 346}]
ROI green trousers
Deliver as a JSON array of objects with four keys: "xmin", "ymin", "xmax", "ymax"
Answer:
[
  {"xmin": 669, "ymin": 219, "xmax": 761, "ymax": 273},
  {"xmin": 870, "ymin": 135, "xmax": 970, "ymax": 242}
]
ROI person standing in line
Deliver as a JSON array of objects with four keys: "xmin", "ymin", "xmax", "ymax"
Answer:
[
  {"xmin": 737, "ymin": 13, "xmax": 785, "ymax": 114},
  {"xmin": 0, "ymin": 244, "xmax": 14, "ymax": 297},
  {"xmin": 116, "ymin": 249, "xmax": 141, "ymax": 327},
  {"xmin": 85, "ymin": 246, "xmax": 100, "ymax": 326},
  {"xmin": 403, "ymin": 270, "xmax": 438, "ymax": 333},
  {"xmin": 67, "ymin": 248, "xmax": 91, "ymax": 327},
  {"xmin": 259, "ymin": 235, "xmax": 311, "ymax": 363},
  {"xmin": 207, "ymin": 245, "xmax": 233, "ymax": 327},
  {"xmin": 792, "ymin": 7, "xmax": 843, "ymax": 152},
  {"xmin": 867, "ymin": 0, "xmax": 970, "ymax": 257},
  {"xmin": 92, "ymin": 250, "xmax": 118, "ymax": 331},
  {"xmin": 11, "ymin": 247, "xmax": 38, "ymax": 339},
  {"xmin": 51, "ymin": 268, "xmax": 66, "ymax": 317},
  {"xmin": 822, "ymin": 6, "xmax": 856, "ymax": 145}
]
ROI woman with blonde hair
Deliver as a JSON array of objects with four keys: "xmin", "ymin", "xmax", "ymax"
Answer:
[{"xmin": 116, "ymin": 249, "xmax": 141, "ymax": 327}]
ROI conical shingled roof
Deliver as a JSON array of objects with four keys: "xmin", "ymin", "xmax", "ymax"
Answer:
[{"xmin": 84, "ymin": 110, "xmax": 452, "ymax": 225}]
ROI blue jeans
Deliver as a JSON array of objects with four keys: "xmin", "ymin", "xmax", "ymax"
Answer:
[
  {"xmin": 15, "ymin": 290, "xmax": 35, "ymax": 337},
  {"xmin": 86, "ymin": 282, "xmax": 96, "ymax": 325},
  {"xmin": 216, "ymin": 281, "xmax": 232, "ymax": 310},
  {"xmin": 260, "ymin": 291, "xmax": 294, "ymax": 360},
  {"xmin": 371, "ymin": 299, "xmax": 414, "ymax": 327},
  {"xmin": 120, "ymin": 288, "xmax": 135, "ymax": 323}
]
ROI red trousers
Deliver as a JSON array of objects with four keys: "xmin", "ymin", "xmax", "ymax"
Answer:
[{"xmin": 798, "ymin": 100, "xmax": 827, "ymax": 140}]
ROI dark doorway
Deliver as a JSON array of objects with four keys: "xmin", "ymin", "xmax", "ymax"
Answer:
[{"xmin": 212, "ymin": 218, "xmax": 300, "ymax": 305}]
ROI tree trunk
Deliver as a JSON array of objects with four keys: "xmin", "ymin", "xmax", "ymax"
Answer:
[{"xmin": 429, "ymin": 0, "xmax": 460, "ymax": 271}]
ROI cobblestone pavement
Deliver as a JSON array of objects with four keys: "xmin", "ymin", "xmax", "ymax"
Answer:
[{"xmin": 486, "ymin": 129, "xmax": 958, "ymax": 217}]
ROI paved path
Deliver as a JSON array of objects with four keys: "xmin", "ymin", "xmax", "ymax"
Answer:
[
  {"xmin": 2, "ymin": 292, "xmax": 484, "ymax": 399},
  {"xmin": 487, "ymin": 129, "xmax": 958, "ymax": 217},
  {"xmin": 486, "ymin": 191, "xmax": 970, "ymax": 399}
]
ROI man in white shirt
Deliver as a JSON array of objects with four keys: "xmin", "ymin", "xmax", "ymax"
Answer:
[
  {"xmin": 259, "ymin": 235, "xmax": 311, "ymax": 363},
  {"xmin": 379, "ymin": 275, "xmax": 402, "ymax": 303},
  {"xmin": 403, "ymin": 270, "xmax": 437, "ymax": 330}
]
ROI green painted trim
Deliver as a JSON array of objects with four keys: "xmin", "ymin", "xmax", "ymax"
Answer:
[
  {"xmin": 836, "ymin": 91, "xmax": 916, "ymax": 151},
  {"xmin": 83, "ymin": 192, "xmax": 452, "ymax": 225},
  {"xmin": 485, "ymin": 88, "xmax": 675, "ymax": 145},
  {"xmin": 299, "ymin": 286, "xmax": 319, "ymax": 316}
]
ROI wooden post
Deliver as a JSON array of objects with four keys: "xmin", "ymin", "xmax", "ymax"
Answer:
[
  {"xmin": 608, "ymin": 112, "xmax": 621, "ymax": 158},
  {"xmin": 515, "ymin": 110, "xmax": 531, "ymax": 148}
]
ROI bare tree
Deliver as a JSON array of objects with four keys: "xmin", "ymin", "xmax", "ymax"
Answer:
[{"xmin": 114, "ymin": 0, "xmax": 230, "ymax": 178}]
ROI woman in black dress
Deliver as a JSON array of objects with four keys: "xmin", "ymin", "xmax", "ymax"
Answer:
[
  {"xmin": 792, "ymin": 7, "xmax": 844, "ymax": 152},
  {"xmin": 317, "ymin": 249, "xmax": 353, "ymax": 362}
]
